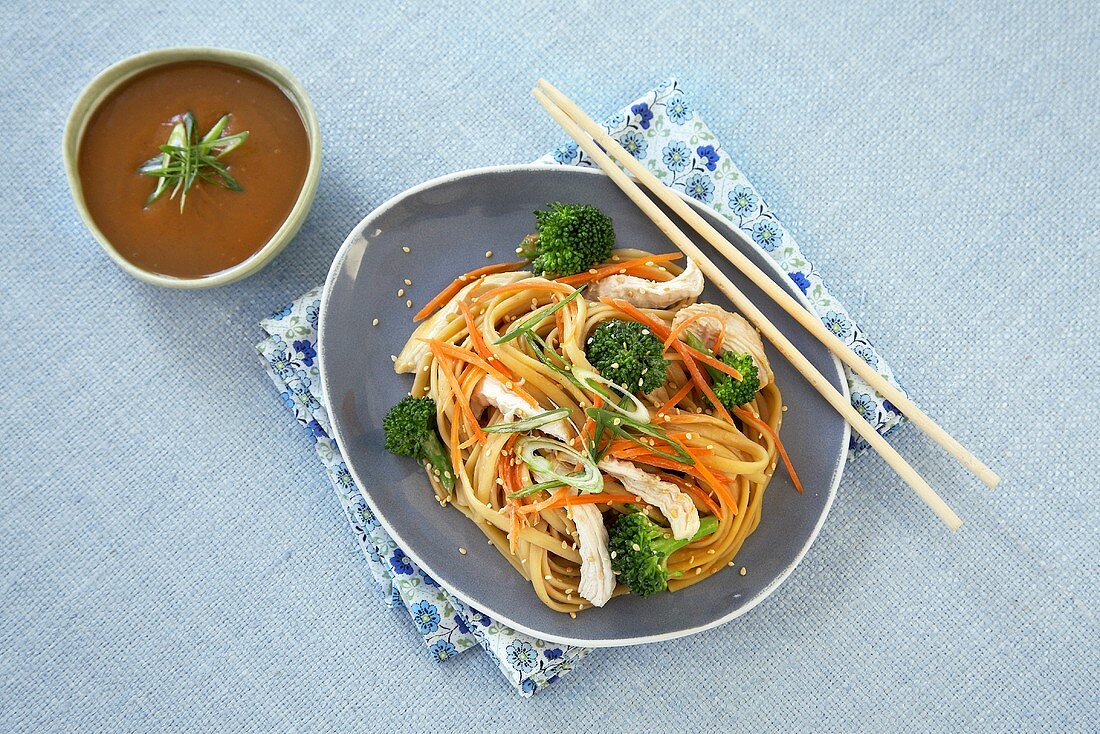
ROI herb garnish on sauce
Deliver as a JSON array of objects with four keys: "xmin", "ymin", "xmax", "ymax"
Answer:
[{"xmin": 138, "ymin": 112, "xmax": 249, "ymax": 212}]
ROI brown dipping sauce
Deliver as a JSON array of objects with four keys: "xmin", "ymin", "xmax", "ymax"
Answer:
[{"xmin": 78, "ymin": 61, "xmax": 310, "ymax": 278}]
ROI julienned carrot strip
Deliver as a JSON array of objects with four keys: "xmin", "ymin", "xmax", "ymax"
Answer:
[
  {"xmin": 428, "ymin": 343, "xmax": 486, "ymax": 444},
  {"xmin": 686, "ymin": 348, "xmax": 743, "ymax": 381},
  {"xmin": 657, "ymin": 380, "xmax": 695, "ymax": 416},
  {"xmin": 522, "ymin": 485, "xmax": 572, "ymax": 514},
  {"xmin": 518, "ymin": 493, "xmax": 642, "ymax": 513},
  {"xmin": 600, "ymin": 298, "xmax": 671, "ymax": 337},
  {"xmin": 555, "ymin": 252, "xmax": 682, "ymax": 286},
  {"xmin": 661, "ymin": 472, "xmax": 723, "ymax": 518},
  {"xmin": 663, "ymin": 311, "xmax": 711, "ymax": 349},
  {"xmin": 414, "ymin": 261, "xmax": 527, "ymax": 321},
  {"xmin": 458, "ymin": 300, "xmax": 514, "ymax": 381},
  {"xmin": 712, "ymin": 320, "xmax": 726, "ymax": 354},
  {"xmin": 734, "ymin": 406, "xmax": 804, "ymax": 494},
  {"xmin": 682, "ymin": 447, "xmax": 738, "ymax": 513}
]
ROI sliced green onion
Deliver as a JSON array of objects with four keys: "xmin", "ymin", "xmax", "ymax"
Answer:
[
  {"xmin": 495, "ymin": 287, "xmax": 584, "ymax": 344},
  {"xmin": 483, "ymin": 408, "xmax": 571, "ymax": 434},
  {"xmin": 507, "ymin": 479, "xmax": 566, "ymax": 499},
  {"xmin": 585, "ymin": 407, "xmax": 695, "ymax": 465},
  {"xmin": 517, "ymin": 437, "xmax": 604, "ymax": 494}
]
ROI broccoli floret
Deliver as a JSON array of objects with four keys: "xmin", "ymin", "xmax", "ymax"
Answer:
[
  {"xmin": 383, "ymin": 396, "xmax": 454, "ymax": 492},
  {"xmin": 711, "ymin": 351, "xmax": 760, "ymax": 409},
  {"xmin": 585, "ymin": 319, "xmax": 668, "ymax": 394},
  {"xmin": 518, "ymin": 202, "xmax": 615, "ymax": 277},
  {"xmin": 609, "ymin": 513, "xmax": 720, "ymax": 597},
  {"xmin": 683, "ymin": 332, "xmax": 760, "ymax": 409}
]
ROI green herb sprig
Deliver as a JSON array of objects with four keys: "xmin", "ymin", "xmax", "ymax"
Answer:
[{"xmin": 138, "ymin": 112, "xmax": 249, "ymax": 212}]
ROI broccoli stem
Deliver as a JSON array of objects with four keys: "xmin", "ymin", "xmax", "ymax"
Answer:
[
  {"xmin": 658, "ymin": 514, "xmax": 720, "ymax": 557},
  {"xmin": 421, "ymin": 430, "xmax": 455, "ymax": 492}
]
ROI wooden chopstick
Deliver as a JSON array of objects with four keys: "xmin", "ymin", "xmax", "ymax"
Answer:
[
  {"xmin": 535, "ymin": 78, "xmax": 999, "ymax": 491},
  {"xmin": 532, "ymin": 85, "xmax": 965, "ymax": 530}
]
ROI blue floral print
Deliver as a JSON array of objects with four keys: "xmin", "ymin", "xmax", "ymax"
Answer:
[
  {"xmin": 430, "ymin": 640, "xmax": 457, "ymax": 661},
  {"xmin": 292, "ymin": 339, "xmax": 316, "ymax": 367},
  {"xmin": 306, "ymin": 419, "xmax": 326, "ymax": 438},
  {"xmin": 697, "ymin": 144, "xmax": 719, "ymax": 171},
  {"xmin": 684, "ymin": 172, "xmax": 714, "ymax": 203},
  {"xmin": 521, "ymin": 678, "xmax": 538, "ymax": 694},
  {"xmin": 852, "ymin": 392, "xmax": 878, "ymax": 423},
  {"xmin": 631, "ymin": 102, "xmax": 653, "ymax": 129},
  {"xmin": 551, "ymin": 141, "xmax": 578, "ymax": 164},
  {"xmin": 619, "ymin": 130, "xmax": 648, "ymax": 159},
  {"xmin": 789, "ymin": 271, "xmax": 811, "ymax": 294},
  {"xmin": 543, "ymin": 648, "xmax": 563, "ymax": 660},
  {"xmin": 666, "ymin": 93, "xmax": 692, "ymax": 124},
  {"xmin": 751, "ymin": 219, "xmax": 782, "ymax": 251},
  {"xmin": 853, "ymin": 343, "xmax": 879, "ymax": 367},
  {"xmin": 453, "ymin": 614, "xmax": 470, "ymax": 635},
  {"xmin": 332, "ymin": 462, "xmax": 353, "ymax": 488},
  {"xmin": 662, "ymin": 141, "xmax": 691, "ymax": 172},
  {"xmin": 411, "ymin": 601, "xmax": 440, "ymax": 634},
  {"xmin": 823, "ymin": 310, "xmax": 854, "ymax": 340},
  {"xmin": 270, "ymin": 302, "xmax": 293, "ymax": 320},
  {"xmin": 390, "ymin": 549, "xmax": 414, "ymax": 575},
  {"xmin": 728, "ymin": 185, "xmax": 759, "ymax": 218},
  {"xmin": 506, "ymin": 640, "xmax": 539, "ymax": 673},
  {"xmin": 268, "ymin": 348, "xmax": 296, "ymax": 381},
  {"xmin": 305, "ymin": 300, "xmax": 320, "ymax": 328}
]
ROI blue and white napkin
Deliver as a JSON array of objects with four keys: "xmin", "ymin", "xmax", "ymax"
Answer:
[{"xmin": 256, "ymin": 79, "xmax": 906, "ymax": 696}]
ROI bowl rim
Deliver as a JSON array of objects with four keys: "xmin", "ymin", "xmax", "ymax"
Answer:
[
  {"xmin": 318, "ymin": 163, "xmax": 850, "ymax": 647},
  {"xmin": 62, "ymin": 46, "xmax": 322, "ymax": 289}
]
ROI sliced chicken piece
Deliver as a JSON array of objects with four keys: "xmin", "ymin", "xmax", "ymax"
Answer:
[
  {"xmin": 598, "ymin": 457, "xmax": 700, "ymax": 540},
  {"xmin": 471, "ymin": 374, "xmax": 570, "ymax": 441},
  {"xmin": 571, "ymin": 501, "xmax": 615, "ymax": 607},
  {"xmin": 671, "ymin": 303, "xmax": 774, "ymax": 388},
  {"xmin": 586, "ymin": 258, "xmax": 704, "ymax": 309},
  {"xmin": 394, "ymin": 271, "xmax": 529, "ymax": 373}
]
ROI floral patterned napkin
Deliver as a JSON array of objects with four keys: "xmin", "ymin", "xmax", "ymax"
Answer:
[{"xmin": 257, "ymin": 79, "xmax": 906, "ymax": 697}]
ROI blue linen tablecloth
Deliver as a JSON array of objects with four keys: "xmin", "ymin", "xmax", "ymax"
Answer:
[{"xmin": 2, "ymin": 1, "xmax": 1097, "ymax": 731}]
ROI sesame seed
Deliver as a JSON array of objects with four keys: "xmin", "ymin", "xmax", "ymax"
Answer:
[
  {"xmin": 782, "ymin": 405, "xmax": 788, "ymax": 412},
  {"xmin": 485, "ymin": 250, "xmax": 493, "ymax": 258},
  {"xmin": 739, "ymin": 567, "xmax": 747, "ymax": 576},
  {"xmin": 707, "ymin": 549, "xmax": 715, "ymax": 555},
  {"xmin": 406, "ymin": 300, "xmax": 413, "ymax": 308},
  {"xmin": 404, "ymin": 278, "xmax": 412, "ymax": 285},
  {"xmin": 569, "ymin": 612, "xmax": 577, "ymax": 619},
  {"xmin": 402, "ymin": 246, "xmax": 410, "ymax": 253},
  {"xmin": 728, "ymin": 561, "xmax": 735, "ymax": 567},
  {"xmin": 631, "ymin": 543, "xmax": 641, "ymax": 552},
  {"xmin": 372, "ymin": 318, "xmax": 379, "ymax": 326},
  {"xmin": 515, "ymin": 247, "xmax": 523, "ymax": 254},
  {"xmin": 389, "ymin": 355, "xmax": 397, "ymax": 362},
  {"xmin": 565, "ymin": 588, "xmax": 574, "ymax": 594},
  {"xmin": 397, "ymin": 288, "xmax": 405, "ymax": 297},
  {"xmin": 610, "ymin": 362, "xmax": 619, "ymax": 369},
  {"xmin": 610, "ymin": 551, "xmax": 617, "ymax": 559},
  {"xmin": 458, "ymin": 547, "xmax": 467, "ymax": 555},
  {"xmin": 520, "ymin": 558, "xmax": 527, "ymax": 564},
  {"xmin": 544, "ymin": 574, "xmax": 553, "ymax": 580},
  {"xmin": 695, "ymin": 568, "xmax": 702, "ymax": 575}
]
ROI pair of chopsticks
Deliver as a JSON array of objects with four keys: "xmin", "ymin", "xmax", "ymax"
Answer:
[{"xmin": 532, "ymin": 79, "xmax": 999, "ymax": 530}]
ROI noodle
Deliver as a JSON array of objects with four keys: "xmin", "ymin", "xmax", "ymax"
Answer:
[{"xmin": 398, "ymin": 250, "xmax": 783, "ymax": 613}]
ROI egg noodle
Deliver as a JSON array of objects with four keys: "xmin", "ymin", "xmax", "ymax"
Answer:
[{"xmin": 396, "ymin": 249, "xmax": 786, "ymax": 613}]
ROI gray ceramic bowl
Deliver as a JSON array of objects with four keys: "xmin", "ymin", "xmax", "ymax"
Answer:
[{"xmin": 319, "ymin": 165, "xmax": 849, "ymax": 646}]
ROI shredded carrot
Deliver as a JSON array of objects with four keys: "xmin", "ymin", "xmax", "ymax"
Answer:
[
  {"xmin": 685, "ymin": 347, "xmax": 743, "ymax": 381},
  {"xmin": 663, "ymin": 310, "xmax": 711, "ymax": 349},
  {"xmin": 734, "ymin": 406, "xmax": 803, "ymax": 494},
  {"xmin": 657, "ymin": 380, "xmax": 695, "ymax": 416},
  {"xmin": 712, "ymin": 320, "xmax": 726, "ymax": 353},
  {"xmin": 414, "ymin": 261, "xmax": 527, "ymax": 321},
  {"xmin": 426, "ymin": 339, "xmax": 537, "ymax": 407},
  {"xmin": 555, "ymin": 252, "xmax": 683, "ymax": 287},
  {"xmin": 521, "ymin": 485, "xmax": 572, "ymax": 514},
  {"xmin": 518, "ymin": 492, "xmax": 642, "ymax": 513},
  {"xmin": 616, "ymin": 451, "xmax": 697, "ymax": 473},
  {"xmin": 428, "ymin": 343, "xmax": 486, "ymax": 444},
  {"xmin": 457, "ymin": 300, "xmax": 514, "ymax": 381},
  {"xmin": 448, "ymin": 396, "xmax": 462, "ymax": 480},
  {"xmin": 661, "ymin": 472, "xmax": 723, "ymax": 518}
]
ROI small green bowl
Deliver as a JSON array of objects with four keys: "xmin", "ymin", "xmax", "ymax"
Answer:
[{"xmin": 62, "ymin": 47, "xmax": 322, "ymax": 288}]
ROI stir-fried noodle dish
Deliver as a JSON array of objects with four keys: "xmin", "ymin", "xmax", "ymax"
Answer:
[{"xmin": 383, "ymin": 203, "xmax": 801, "ymax": 613}]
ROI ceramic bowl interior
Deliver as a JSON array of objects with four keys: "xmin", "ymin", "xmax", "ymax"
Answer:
[
  {"xmin": 319, "ymin": 165, "xmax": 849, "ymax": 646},
  {"xmin": 62, "ymin": 47, "xmax": 322, "ymax": 288}
]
